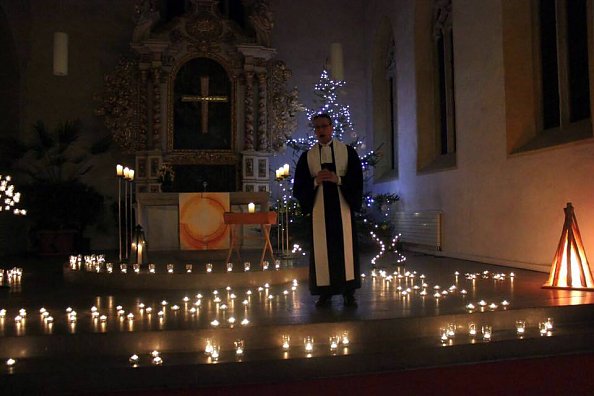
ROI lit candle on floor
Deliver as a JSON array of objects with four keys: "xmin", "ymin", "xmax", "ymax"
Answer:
[
  {"xmin": 282, "ymin": 335, "xmax": 290, "ymax": 350},
  {"xmin": 516, "ymin": 320, "xmax": 526, "ymax": 335}
]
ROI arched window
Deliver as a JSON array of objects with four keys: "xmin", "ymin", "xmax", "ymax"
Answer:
[{"xmin": 372, "ymin": 18, "xmax": 398, "ymax": 180}]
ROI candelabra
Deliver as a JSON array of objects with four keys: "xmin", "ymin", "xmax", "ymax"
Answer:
[
  {"xmin": 116, "ymin": 165, "xmax": 123, "ymax": 262},
  {"xmin": 275, "ymin": 164, "xmax": 292, "ymax": 258},
  {"xmin": 116, "ymin": 165, "xmax": 134, "ymax": 262}
]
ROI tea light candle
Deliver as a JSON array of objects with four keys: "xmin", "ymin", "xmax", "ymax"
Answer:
[
  {"xmin": 468, "ymin": 322, "xmax": 477, "ymax": 336},
  {"xmin": 204, "ymin": 339, "xmax": 213, "ymax": 355},
  {"xmin": 283, "ymin": 163, "xmax": 289, "ymax": 176},
  {"xmin": 186, "ymin": 264, "xmax": 192, "ymax": 273},
  {"xmin": 235, "ymin": 339, "xmax": 244, "ymax": 355},
  {"xmin": 206, "ymin": 263, "xmax": 213, "ymax": 273},
  {"xmin": 341, "ymin": 331, "xmax": 350, "ymax": 345},
  {"xmin": 304, "ymin": 336, "xmax": 314, "ymax": 352},
  {"xmin": 482, "ymin": 325, "xmax": 492, "ymax": 341},
  {"xmin": 440, "ymin": 327, "xmax": 448, "ymax": 343},
  {"xmin": 167, "ymin": 264, "xmax": 174, "ymax": 273},
  {"xmin": 447, "ymin": 323, "xmax": 456, "ymax": 338},
  {"xmin": 148, "ymin": 264, "xmax": 155, "ymax": 273},
  {"xmin": 152, "ymin": 356, "xmax": 163, "ymax": 365},
  {"xmin": 515, "ymin": 320, "xmax": 526, "ymax": 335},
  {"xmin": 244, "ymin": 262, "xmax": 251, "ymax": 272},
  {"xmin": 248, "ymin": 202, "xmax": 255, "ymax": 213},
  {"xmin": 545, "ymin": 318, "xmax": 554, "ymax": 330},
  {"xmin": 6, "ymin": 358, "xmax": 16, "ymax": 367},
  {"xmin": 226, "ymin": 262, "xmax": 233, "ymax": 272},
  {"xmin": 210, "ymin": 344, "xmax": 220, "ymax": 360},
  {"xmin": 129, "ymin": 354, "xmax": 139, "ymax": 365},
  {"xmin": 329, "ymin": 336, "xmax": 339, "ymax": 351},
  {"xmin": 282, "ymin": 335, "xmax": 290, "ymax": 350}
]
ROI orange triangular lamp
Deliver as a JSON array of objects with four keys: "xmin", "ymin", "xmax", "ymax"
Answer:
[{"xmin": 543, "ymin": 202, "xmax": 594, "ymax": 290}]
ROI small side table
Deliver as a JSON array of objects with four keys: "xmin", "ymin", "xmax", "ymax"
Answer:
[{"xmin": 223, "ymin": 212, "xmax": 277, "ymax": 267}]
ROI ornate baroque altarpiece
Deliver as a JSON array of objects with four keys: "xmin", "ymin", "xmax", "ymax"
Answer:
[{"xmin": 96, "ymin": 0, "xmax": 302, "ymax": 193}]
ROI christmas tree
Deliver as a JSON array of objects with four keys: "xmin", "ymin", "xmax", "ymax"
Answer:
[
  {"xmin": 287, "ymin": 69, "xmax": 380, "ymax": 172},
  {"xmin": 281, "ymin": 69, "xmax": 404, "ymax": 267}
]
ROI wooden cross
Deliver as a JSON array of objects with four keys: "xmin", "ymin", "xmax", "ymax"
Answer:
[{"xmin": 181, "ymin": 75, "xmax": 229, "ymax": 134}]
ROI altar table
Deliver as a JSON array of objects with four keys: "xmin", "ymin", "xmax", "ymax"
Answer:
[{"xmin": 223, "ymin": 212, "xmax": 277, "ymax": 267}]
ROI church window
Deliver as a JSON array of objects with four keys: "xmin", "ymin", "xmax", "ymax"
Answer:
[
  {"xmin": 504, "ymin": 0, "xmax": 593, "ymax": 154},
  {"xmin": 538, "ymin": 0, "xmax": 590, "ymax": 131},
  {"xmin": 433, "ymin": 0, "xmax": 456, "ymax": 157},
  {"xmin": 372, "ymin": 18, "xmax": 398, "ymax": 181}
]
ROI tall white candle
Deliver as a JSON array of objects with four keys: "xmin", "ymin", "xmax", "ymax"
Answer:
[
  {"xmin": 248, "ymin": 202, "xmax": 255, "ymax": 213},
  {"xmin": 330, "ymin": 42, "xmax": 344, "ymax": 81}
]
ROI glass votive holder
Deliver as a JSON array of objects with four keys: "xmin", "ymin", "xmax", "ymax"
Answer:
[
  {"xmin": 539, "ymin": 321, "xmax": 549, "ymax": 336},
  {"xmin": 262, "ymin": 261, "xmax": 269, "ymax": 270},
  {"xmin": 304, "ymin": 336, "xmax": 314, "ymax": 353},
  {"xmin": 329, "ymin": 335, "xmax": 340, "ymax": 351},
  {"xmin": 244, "ymin": 262, "xmax": 251, "ymax": 272},
  {"xmin": 204, "ymin": 338, "xmax": 213, "ymax": 355},
  {"xmin": 341, "ymin": 331, "xmax": 350, "ymax": 345},
  {"xmin": 545, "ymin": 317, "xmax": 554, "ymax": 331},
  {"xmin": 120, "ymin": 264, "xmax": 127, "ymax": 273},
  {"xmin": 275, "ymin": 259, "xmax": 281, "ymax": 269},
  {"xmin": 447, "ymin": 323, "xmax": 456, "ymax": 338},
  {"xmin": 148, "ymin": 263, "xmax": 156, "ymax": 273},
  {"xmin": 106, "ymin": 263, "xmax": 113, "ymax": 273},
  {"xmin": 205, "ymin": 263, "xmax": 213, "ymax": 273},
  {"xmin": 210, "ymin": 344, "xmax": 220, "ymax": 360},
  {"xmin": 129, "ymin": 354, "xmax": 139, "ymax": 366},
  {"xmin": 185, "ymin": 264, "xmax": 192, "ymax": 273},
  {"xmin": 133, "ymin": 264, "xmax": 140, "ymax": 274},
  {"xmin": 282, "ymin": 334, "xmax": 291, "ymax": 350},
  {"xmin": 515, "ymin": 320, "xmax": 526, "ymax": 336},
  {"xmin": 226, "ymin": 262, "xmax": 233, "ymax": 272},
  {"xmin": 166, "ymin": 264, "xmax": 174, "ymax": 273},
  {"xmin": 440, "ymin": 327, "xmax": 448, "ymax": 343},
  {"xmin": 468, "ymin": 322, "xmax": 477, "ymax": 337},
  {"xmin": 482, "ymin": 325, "xmax": 492, "ymax": 341},
  {"xmin": 234, "ymin": 339, "xmax": 244, "ymax": 356}
]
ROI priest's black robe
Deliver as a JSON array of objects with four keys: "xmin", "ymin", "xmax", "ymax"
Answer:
[{"xmin": 293, "ymin": 140, "xmax": 363, "ymax": 296}]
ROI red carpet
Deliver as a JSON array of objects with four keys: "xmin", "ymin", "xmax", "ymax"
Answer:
[{"xmin": 102, "ymin": 353, "xmax": 594, "ymax": 395}]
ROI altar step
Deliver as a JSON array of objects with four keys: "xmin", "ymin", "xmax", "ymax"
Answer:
[{"xmin": 1, "ymin": 304, "xmax": 594, "ymax": 395}]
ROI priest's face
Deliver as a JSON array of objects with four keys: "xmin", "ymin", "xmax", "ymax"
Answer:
[{"xmin": 313, "ymin": 119, "xmax": 333, "ymax": 145}]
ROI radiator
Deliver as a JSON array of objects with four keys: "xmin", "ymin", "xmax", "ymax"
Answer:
[{"xmin": 392, "ymin": 211, "xmax": 442, "ymax": 250}]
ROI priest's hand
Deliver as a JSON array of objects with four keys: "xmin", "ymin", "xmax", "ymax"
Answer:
[{"xmin": 316, "ymin": 169, "xmax": 339, "ymax": 184}]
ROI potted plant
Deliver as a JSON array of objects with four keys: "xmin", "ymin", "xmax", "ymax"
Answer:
[{"xmin": 0, "ymin": 120, "xmax": 111, "ymax": 255}]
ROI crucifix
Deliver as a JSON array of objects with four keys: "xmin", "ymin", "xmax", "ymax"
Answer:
[{"xmin": 181, "ymin": 75, "xmax": 229, "ymax": 134}]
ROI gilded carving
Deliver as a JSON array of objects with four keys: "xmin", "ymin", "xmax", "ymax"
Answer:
[
  {"xmin": 95, "ymin": 57, "xmax": 144, "ymax": 152},
  {"xmin": 267, "ymin": 60, "xmax": 304, "ymax": 152},
  {"xmin": 167, "ymin": 151, "xmax": 238, "ymax": 165},
  {"xmin": 256, "ymin": 72, "xmax": 268, "ymax": 150},
  {"xmin": 244, "ymin": 71, "xmax": 255, "ymax": 150}
]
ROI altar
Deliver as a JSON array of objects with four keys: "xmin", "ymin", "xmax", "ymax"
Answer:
[{"xmin": 137, "ymin": 191, "xmax": 270, "ymax": 251}]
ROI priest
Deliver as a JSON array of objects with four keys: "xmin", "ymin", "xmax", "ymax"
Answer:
[{"xmin": 293, "ymin": 113, "xmax": 364, "ymax": 307}]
